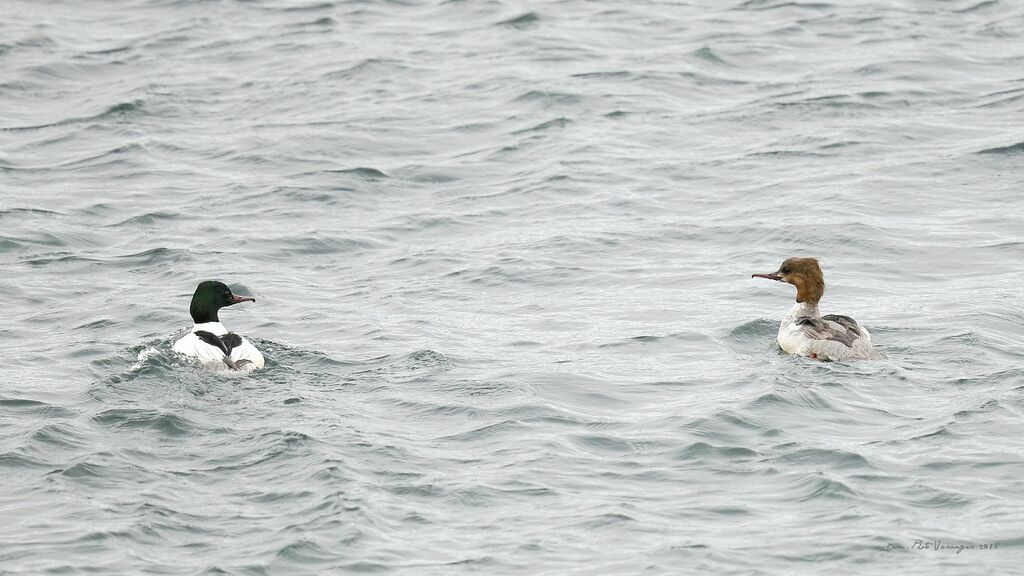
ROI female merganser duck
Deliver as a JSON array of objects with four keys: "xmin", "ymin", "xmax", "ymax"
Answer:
[
  {"xmin": 172, "ymin": 280, "xmax": 265, "ymax": 371},
  {"xmin": 752, "ymin": 257, "xmax": 882, "ymax": 361}
]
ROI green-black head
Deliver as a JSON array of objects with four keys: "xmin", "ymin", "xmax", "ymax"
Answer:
[{"xmin": 189, "ymin": 280, "xmax": 255, "ymax": 324}]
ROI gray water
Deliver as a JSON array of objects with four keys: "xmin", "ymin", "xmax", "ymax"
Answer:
[{"xmin": 3, "ymin": 0, "xmax": 1024, "ymax": 574}]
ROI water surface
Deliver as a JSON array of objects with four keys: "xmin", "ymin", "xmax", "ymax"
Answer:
[{"xmin": 2, "ymin": 0, "xmax": 1024, "ymax": 573}]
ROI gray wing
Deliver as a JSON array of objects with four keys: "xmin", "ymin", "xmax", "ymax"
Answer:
[
  {"xmin": 822, "ymin": 314, "xmax": 863, "ymax": 336},
  {"xmin": 797, "ymin": 316, "xmax": 863, "ymax": 348}
]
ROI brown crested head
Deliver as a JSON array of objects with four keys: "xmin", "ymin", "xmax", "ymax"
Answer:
[{"xmin": 752, "ymin": 257, "xmax": 825, "ymax": 304}]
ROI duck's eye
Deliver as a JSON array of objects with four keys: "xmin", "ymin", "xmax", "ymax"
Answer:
[{"xmin": 781, "ymin": 267, "xmax": 790, "ymax": 274}]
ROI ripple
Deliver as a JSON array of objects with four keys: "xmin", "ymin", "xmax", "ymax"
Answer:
[
  {"xmin": 437, "ymin": 419, "xmax": 524, "ymax": 442},
  {"xmin": 599, "ymin": 330, "xmax": 715, "ymax": 350},
  {"xmin": 496, "ymin": 12, "xmax": 540, "ymax": 29},
  {"xmin": 29, "ymin": 423, "xmax": 90, "ymax": 450},
  {"xmin": 321, "ymin": 58, "xmax": 404, "ymax": 80},
  {"xmin": 60, "ymin": 461, "xmax": 106, "ymax": 479},
  {"xmin": 274, "ymin": 539, "xmax": 336, "ymax": 565},
  {"xmin": 789, "ymin": 473, "xmax": 856, "ymax": 501},
  {"xmin": 108, "ymin": 211, "xmax": 180, "ymax": 226},
  {"xmin": 116, "ymin": 247, "xmax": 192, "ymax": 265},
  {"xmin": 955, "ymin": 1, "xmax": 1001, "ymax": 14},
  {"xmin": 92, "ymin": 409, "xmax": 197, "ymax": 437},
  {"xmin": 690, "ymin": 46, "xmax": 734, "ymax": 67},
  {"xmin": 0, "ymin": 398, "xmax": 77, "ymax": 418},
  {"xmin": 0, "ymin": 207, "xmax": 62, "ymax": 219},
  {"xmin": 777, "ymin": 447, "xmax": 874, "ymax": 470},
  {"xmin": 315, "ymin": 167, "xmax": 389, "ymax": 179},
  {"xmin": 0, "ymin": 451, "xmax": 53, "ymax": 471},
  {"xmin": 673, "ymin": 442, "xmax": 761, "ymax": 463},
  {"xmin": 512, "ymin": 90, "xmax": 584, "ymax": 107},
  {"xmin": 0, "ymin": 99, "xmax": 144, "ymax": 132},
  {"xmin": 267, "ymin": 235, "xmax": 381, "ymax": 256},
  {"xmin": 511, "ymin": 117, "xmax": 572, "ymax": 135},
  {"xmin": 977, "ymin": 141, "xmax": 1024, "ymax": 155}
]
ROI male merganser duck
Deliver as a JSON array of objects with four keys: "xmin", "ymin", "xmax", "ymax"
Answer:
[
  {"xmin": 172, "ymin": 280, "xmax": 265, "ymax": 371},
  {"xmin": 752, "ymin": 257, "xmax": 882, "ymax": 361}
]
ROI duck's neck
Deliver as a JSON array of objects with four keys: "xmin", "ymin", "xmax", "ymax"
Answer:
[
  {"xmin": 786, "ymin": 300, "xmax": 821, "ymax": 320},
  {"xmin": 191, "ymin": 321, "xmax": 227, "ymax": 335},
  {"xmin": 190, "ymin": 307, "xmax": 219, "ymax": 324}
]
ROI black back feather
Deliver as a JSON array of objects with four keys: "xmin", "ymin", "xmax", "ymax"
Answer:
[{"xmin": 194, "ymin": 330, "xmax": 245, "ymax": 370}]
